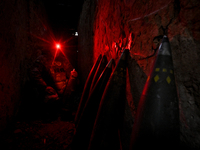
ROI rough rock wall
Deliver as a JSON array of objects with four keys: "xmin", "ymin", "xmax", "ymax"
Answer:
[
  {"xmin": 0, "ymin": 0, "xmax": 48, "ymax": 132},
  {"xmin": 79, "ymin": 0, "xmax": 200, "ymax": 148},
  {"xmin": 78, "ymin": 0, "xmax": 97, "ymax": 85}
]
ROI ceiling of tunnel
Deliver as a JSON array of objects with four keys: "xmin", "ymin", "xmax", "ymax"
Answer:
[{"xmin": 42, "ymin": 0, "xmax": 85, "ymax": 37}]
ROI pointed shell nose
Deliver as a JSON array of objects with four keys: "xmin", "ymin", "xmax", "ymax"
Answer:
[{"xmin": 158, "ymin": 35, "xmax": 171, "ymax": 56}]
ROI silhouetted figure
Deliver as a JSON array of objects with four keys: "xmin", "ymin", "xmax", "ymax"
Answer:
[{"xmin": 30, "ymin": 49, "xmax": 78, "ymax": 121}]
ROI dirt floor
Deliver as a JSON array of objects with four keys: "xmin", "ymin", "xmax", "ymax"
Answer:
[
  {"xmin": 1, "ymin": 119, "xmax": 75, "ymax": 150},
  {"xmin": 0, "ymin": 90, "xmax": 82, "ymax": 150}
]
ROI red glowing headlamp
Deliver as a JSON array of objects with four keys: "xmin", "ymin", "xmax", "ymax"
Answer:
[{"xmin": 56, "ymin": 43, "xmax": 61, "ymax": 49}]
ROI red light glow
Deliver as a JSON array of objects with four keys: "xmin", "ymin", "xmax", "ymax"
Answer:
[
  {"xmin": 56, "ymin": 44, "xmax": 61, "ymax": 49},
  {"xmin": 25, "ymin": 12, "xmax": 76, "ymax": 67}
]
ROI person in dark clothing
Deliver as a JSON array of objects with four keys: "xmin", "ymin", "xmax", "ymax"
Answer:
[{"xmin": 30, "ymin": 48, "xmax": 78, "ymax": 121}]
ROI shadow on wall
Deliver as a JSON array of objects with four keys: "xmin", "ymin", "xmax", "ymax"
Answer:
[
  {"xmin": 0, "ymin": 0, "xmax": 51, "ymax": 132},
  {"xmin": 78, "ymin": 0, "xmax": 98, "ymax": 86},
  {"xmin": 170, "ymin": 33, "xmax": 200, "ymax": 148}
]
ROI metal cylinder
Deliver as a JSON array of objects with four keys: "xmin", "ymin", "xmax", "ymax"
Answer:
[{"xmin": 130, "ymin": 35, "xmax": 180, "ymax": 149}]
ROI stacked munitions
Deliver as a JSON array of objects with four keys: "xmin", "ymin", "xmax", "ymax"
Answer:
[
  {"xmin": 71, "ymin": 35, "xmax": 180, "ymax": 150},
  {"xmin": 130, "ymin": 35, "xmax": 180, "ymax": 149},
  {"xmin": 71, "ymin": 58, "xmax": 114, "ymax": 150},
  {"xmin": 88, "ymin": 49, "xmax": 129, "ymax": 150},
  {"xmin": 74, "ymin": 54, "xmax": 102, "ymax": 126}
]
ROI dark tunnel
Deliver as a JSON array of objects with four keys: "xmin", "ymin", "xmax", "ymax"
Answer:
[{"xmin": 0, "ymin": 0, "xmax": 200, "ymax": 149}]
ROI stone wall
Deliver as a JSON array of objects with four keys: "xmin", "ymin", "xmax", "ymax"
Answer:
[
  {"xmin": 77, "ymin": 0, "xmax": 97, "ymax": 85},
  {"xmin": 0, "ymin": 0, "xmax": 48, "ymax": 132},
  {"xmin": 78, "ymin": 0, "xmax": 200, "ymax": 148}
]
